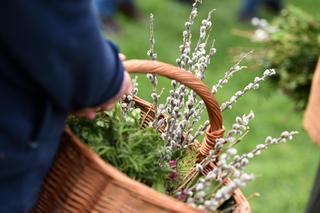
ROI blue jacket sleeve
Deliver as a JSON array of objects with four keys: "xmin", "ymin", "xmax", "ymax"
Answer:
[{"xmin": 0, "ymin": 0, "xmax": 124, "ymax": 112}]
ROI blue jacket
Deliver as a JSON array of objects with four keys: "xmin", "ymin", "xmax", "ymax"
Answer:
[{"xmin": 0, "ymin": 1, "xmax": 124, "ymax": 212}]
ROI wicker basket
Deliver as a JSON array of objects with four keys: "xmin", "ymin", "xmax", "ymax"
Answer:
[{"xmin": 32, "ymin": 60, "xmax": 250, "ymax": 213}]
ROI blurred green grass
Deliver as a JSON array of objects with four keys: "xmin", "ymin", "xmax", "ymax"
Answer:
[{"xmin": 107, "ymin": 0, "xmax": 320, "ymax": 212}]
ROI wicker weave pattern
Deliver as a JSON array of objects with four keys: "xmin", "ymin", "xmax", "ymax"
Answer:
[{"xmin": 34, "ymin": 130, "xmax": 204, "ymax": 213}]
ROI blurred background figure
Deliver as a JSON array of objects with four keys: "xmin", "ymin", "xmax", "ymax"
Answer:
[
  {"xmin": 176, "ymin": 0, "xmax": 195, "ymax": 4},
  {"xmin": 238, "ymin": 0, "xmax": 283, "ymax": 22},
  {"xmin": 304, "ymin": 59, "xmax": 320, "ymax": 213},
  {"xmin": 92, "ymin": 0, "xmax": 141, "ymax": 33}
]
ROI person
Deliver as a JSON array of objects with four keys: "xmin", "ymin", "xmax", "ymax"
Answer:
[
  {"xmin": 176, "ymin": 0, "xmax": 195, "ymax": 4},
  {"xmin": 304, "ymin": 59, "xmax": 320, "ymax": 213},
  {"xmin": 238, "ymin": 0, "xmax": 283, "ymax": 22},
  {"xmin": 0, "ymin": 1, "xmax": 131, "ymax": 212},
  {"xmin": 92, "ymin": 0, "xmax": 141, "ymax": 33},
  {"xmin": 307, "ymin": 166, "xmax": 320, "ymax": 213}
]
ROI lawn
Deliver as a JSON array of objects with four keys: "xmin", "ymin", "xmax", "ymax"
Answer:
[{"xmin": 107, "ymin": 0, "xmax": 320, "ymax": 212}]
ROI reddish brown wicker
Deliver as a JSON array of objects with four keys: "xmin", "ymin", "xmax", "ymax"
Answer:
[
  {"xmin": 304, "ymin": 58, "xmax": 320, "ymax": 146},
  {"xmin": 33, "ymin": 60, "xmax": 250, "ymax": 213}
]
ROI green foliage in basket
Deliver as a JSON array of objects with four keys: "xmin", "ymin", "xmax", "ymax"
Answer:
[
  {"xmin": 251, "ymin": 6, "xmax": 320, "ymax": 109},
  {"xmin": 67, "ymin": 104, "xmax": 171, "ymax": 187},
  {"xmin": 177, "ymin": 147, "xmax": 198, "ymax": 178}
]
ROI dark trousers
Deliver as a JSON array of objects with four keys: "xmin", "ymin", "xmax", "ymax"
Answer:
[{"xmin": 306, "ymin": 163, "xmax": 320, "ymax": 213}]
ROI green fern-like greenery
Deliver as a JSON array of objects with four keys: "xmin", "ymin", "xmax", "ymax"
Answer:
[
  {"xmin": 176, "ymin": 146, "xmax": 198, "ymax": 179},
  {"xmin": 67, "ymin": 105, "xmax": 171, "ymax": 188}
]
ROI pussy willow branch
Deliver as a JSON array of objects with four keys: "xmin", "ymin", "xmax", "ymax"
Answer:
[
  {"xmin": 193, "ymin": 51, "xmax": 253, "ymax": 138},
  {"xmin": 230, "ymin": 131, "xmax": 298, "ymax": 170},
  {"xmin": 220, "ymin": 69, "xmax": 276, "ymax": 112},
  {"xmin": 212, "ymin": 51, "xmax": 253, "ymax": 94},
  {"xmin": 175, "ymin": 10, "xmax": 216, "ymax": 147},
  {"xmin": 164, "ymin": 1, "xmax": 202, "ymax": 150},
  {"xmin": 146, "ymin": 13, "xmax": 161, "ymax": 127}
]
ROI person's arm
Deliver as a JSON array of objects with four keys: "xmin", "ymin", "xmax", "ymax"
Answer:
[{"xmin": 0, "ymin": 0, "xmax": 126, "ymax": 112}]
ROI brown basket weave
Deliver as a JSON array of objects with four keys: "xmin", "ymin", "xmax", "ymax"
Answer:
[
  {"xmin": 33, "ymin": 60, "xmax": 250, "ymax": 213},
  {"xmin": 304, "ymin": 58, "xmax": 320, "ymax": 146}
]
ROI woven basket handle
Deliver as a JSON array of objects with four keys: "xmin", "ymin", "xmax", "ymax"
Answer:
[{"xmin": 124, "ymin": 60, "xmax": 225, "ymax": 157}]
